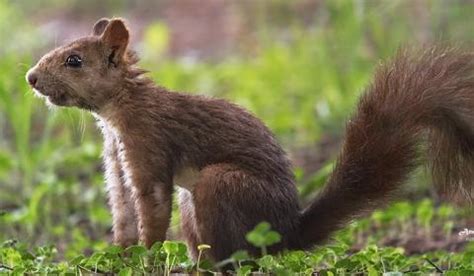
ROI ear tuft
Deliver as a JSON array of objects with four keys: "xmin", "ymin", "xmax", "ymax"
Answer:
[
  {"xmin": 101, "ymin": 19, "xmax": 129, "ymax": 49},
  {"xmin": 92, "ymin": 18, "xmax": 110, "ymax": 36},
  {"xmin": 101, "ymin": 18, "xmax": 130, "ymax": 65}
]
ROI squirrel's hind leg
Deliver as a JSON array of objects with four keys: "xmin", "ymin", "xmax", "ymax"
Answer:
[
  {"xmin": 192, "ymin": 164, "xmax": 260, "ymax": 262},
  {"xmin": 191, "ymin": 163, "xmax": 299, "ymax": 262}
]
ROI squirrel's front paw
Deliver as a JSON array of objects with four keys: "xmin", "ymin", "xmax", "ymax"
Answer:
[{"xmin": 114, "ymin": 234, "xmax": 139, "ymax": 249}]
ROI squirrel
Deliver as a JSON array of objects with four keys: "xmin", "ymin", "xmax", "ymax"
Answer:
[{"xmin": 26, "ymin": 18, "xmax": 474, "ymax": 262}]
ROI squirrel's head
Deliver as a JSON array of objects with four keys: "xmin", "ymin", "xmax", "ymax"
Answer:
[{"xmin": 26, "ymin": 18, "xmax": 144, "ymax": 111}]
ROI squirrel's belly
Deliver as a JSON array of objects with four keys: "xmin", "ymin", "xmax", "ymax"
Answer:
[{"xmin": 174, "ymin": 167, "xmax": 200, "ymax": 191}]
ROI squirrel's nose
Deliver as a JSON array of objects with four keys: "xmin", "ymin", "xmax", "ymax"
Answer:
[{"xmin": 26, "ymin": 70, "xmax": 38, "ymax": 87}]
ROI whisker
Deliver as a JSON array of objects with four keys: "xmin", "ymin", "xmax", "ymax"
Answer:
[
  {"xmin": 80, "ymin": 110, "xmax": 86, "ymax": 142},
  {"xmin": 17, "ymin": 63, "xmax": 30, "ymax": 70}
]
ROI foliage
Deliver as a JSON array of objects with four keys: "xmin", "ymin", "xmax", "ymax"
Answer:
[
  {"xmin": 1, "ymin": 200, "xmax": 473, "ymax": 274},
  {"xmin": 0, "ymin": 0, "xmax": 473, "ymax": 274}
]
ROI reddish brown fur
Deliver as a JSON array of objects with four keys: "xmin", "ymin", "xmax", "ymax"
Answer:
[
  {"xmin": 299, "ymin": 47, "xmax": 474, "ymax": 245},
  {"xmin": 26, "ymin": 18, "xmax": 474, "ymax": 263}
]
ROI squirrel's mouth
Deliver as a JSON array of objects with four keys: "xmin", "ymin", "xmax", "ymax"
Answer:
[
  {"xmin": 32, "ymin": 87, "xmax": 71, "ymax": 107},
  {"xmin": 47, "ymin": 93, "xmax": 70, "ymax": 106}
]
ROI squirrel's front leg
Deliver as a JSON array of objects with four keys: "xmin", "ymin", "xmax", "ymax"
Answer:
[
  {"xmin": 101, "ymin": 125, "xmax": 139, "ymax": 247},
  {"xmin": 132, "ymin": 180, "xmax": 173, "ymax": 247},
  {"xmin": 122, "ymin": 142, "xmax": 173, "ymax": 248}
]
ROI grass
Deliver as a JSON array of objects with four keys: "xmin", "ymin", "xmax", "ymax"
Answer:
[
  {"xmin": 1, "ymin": 0, "xmax": 474, "ymax": 274},
  {"xmin": 1, "ymin": 201, "xmax": 473, "ymax": 274}
]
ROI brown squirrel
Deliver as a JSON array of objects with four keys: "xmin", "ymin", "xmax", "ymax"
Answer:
[{"xmin": 26, "ymin": 18, "xmax": 474, "ymax": 262}]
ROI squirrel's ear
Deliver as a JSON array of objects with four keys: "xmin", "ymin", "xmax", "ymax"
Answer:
[
  {"xmin": 92, "ymin": 18, "xmax": 110, "ymax": 36},
  {"xmin": 101, "ymin": 18, "xmax": 130, "ymax": 66}
]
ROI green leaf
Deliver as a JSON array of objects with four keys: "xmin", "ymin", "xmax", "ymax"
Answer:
[
  {"xmin": 125, "ymin": 245, "xmax": 147, "ymax": 256},
  {"xmin": 163, "ymin": 241, "xmax": 179, "ymax": 255},
  {"xmin": 264, "ymin": 231, "xmax": 281, "ymax": 246},
  {"xmin": 117, "ymin": 267, "xmax": 132, "ymax": 276},
  {"xmin": 105, "ymin": 245, "xmax": 123, "ymax": 255},
  {"xmin": 236, "ymin": 265, "xmax": 253, "ymax": 276},
  {"xmin": 231, "ymin": 250, "xmax": 250, "ymax": 262},
  {"xmin": 69, "ymin": 255, "xmax": 85, "ymax": 266}
]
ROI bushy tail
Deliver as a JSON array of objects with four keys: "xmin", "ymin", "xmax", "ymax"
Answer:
[{"xmin": 297, "ymin": 46, "xmax": 474, "ymax": 248}]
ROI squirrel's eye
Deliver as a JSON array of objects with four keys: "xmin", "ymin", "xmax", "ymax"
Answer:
[{"xmin": 65, "ymin": 55, "xmax": 82, "ymax": 68}]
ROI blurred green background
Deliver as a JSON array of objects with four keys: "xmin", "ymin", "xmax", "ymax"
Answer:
[{"xmin": 0, "ymin": 0, "xmax": 473, "ymax": 258}]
